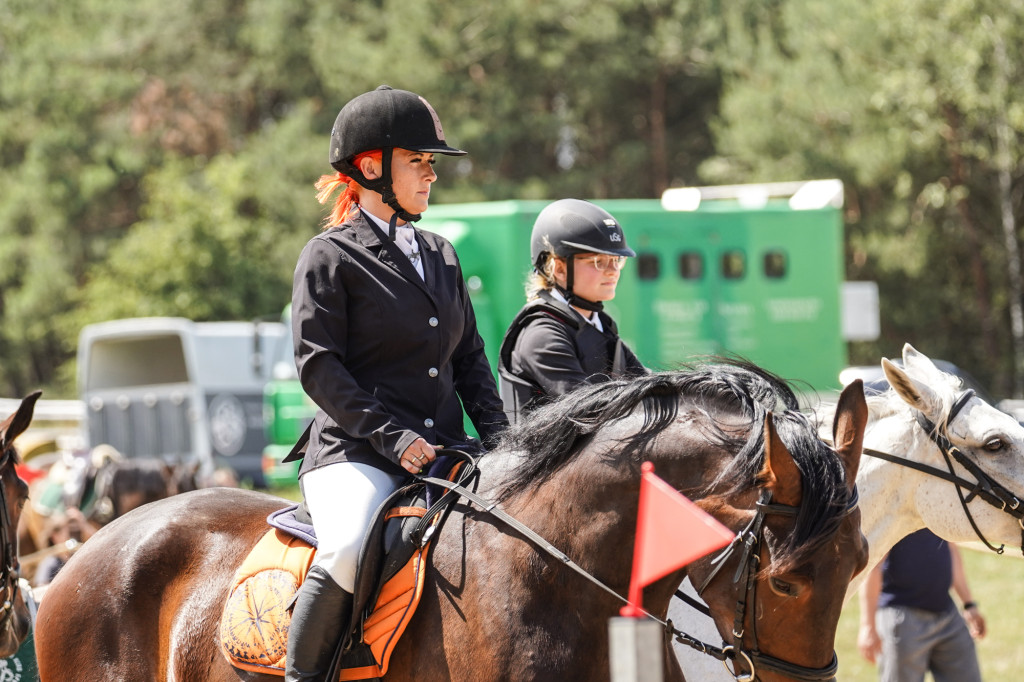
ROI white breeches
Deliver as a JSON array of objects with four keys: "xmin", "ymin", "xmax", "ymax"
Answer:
[{"xmin": 301, "ymin": 462, "xmax": 405, "ymax": 592}]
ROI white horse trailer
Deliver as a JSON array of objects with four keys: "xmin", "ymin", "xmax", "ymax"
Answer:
[{"xmin": 77, "ymin": 317, "xmax": 291, "ymax": 485}]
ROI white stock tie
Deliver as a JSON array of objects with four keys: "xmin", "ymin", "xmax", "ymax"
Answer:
[{"xmin": 394, "ymin": 226, "xmax": 424, "ymax": 280}]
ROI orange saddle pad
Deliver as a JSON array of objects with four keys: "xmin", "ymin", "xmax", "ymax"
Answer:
[{"xmin": 219, "ymin": 515, "xmax": 430, "ymax": 680}]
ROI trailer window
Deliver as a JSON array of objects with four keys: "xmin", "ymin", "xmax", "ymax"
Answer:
[
  {"xmin": 721, "ymin": 251, "xmax": 746, "ymax": 280},
  {"xmin": 763, "ymin": 251, "xmax": 787, "ymax": 279},
  {"xmin": 85, "ymin": 336, "xmax": 189, "ymax": 391},
  {"xmin": 636, "ymin": 253, "xmax": 660, "ymax": 281},
  {"xmin": 678, "ymin": 252, "xmax": 704, "ymax": 280}
]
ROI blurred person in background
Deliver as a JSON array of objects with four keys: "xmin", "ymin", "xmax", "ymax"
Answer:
[
  {"xmin": 858, "ymin": 528, "xmax": 986, "ymax": 682},
  {"xmin": 32, "ymin": 506, "xmax": 95, "ymax": 588}
]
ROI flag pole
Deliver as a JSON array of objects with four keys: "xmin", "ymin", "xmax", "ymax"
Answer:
[
  {"xmin": 610, "ymin": 460, "xmax": 734, "ymax": 680},
  {"xmin": 621, "ymin": 461, "xmax": 656, "ymax": 618}
]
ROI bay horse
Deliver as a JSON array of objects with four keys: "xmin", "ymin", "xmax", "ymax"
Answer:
[
  {"xmin": 34, "ymin": 363, "xmax": 868, "ymax": 682},
  {"xmin": 0, "ymin": 392, "xmax": 41, "ymax": 657},
  {"xmin": 672, "ymin": 343, "xmax": 1024, "ymax": 680}
]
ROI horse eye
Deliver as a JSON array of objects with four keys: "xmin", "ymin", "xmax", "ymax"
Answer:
[
  {"xmin": 983, "ymin": 438, "xmax": 1005, "ymax": 453},
  {"xmin": 769, "ymin": 577, "xmax": 799, "ymax": 597}
]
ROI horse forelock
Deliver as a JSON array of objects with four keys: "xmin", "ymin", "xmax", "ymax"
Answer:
[
  {"xmin": 770, "ymin": 411, "xmax": 854, "ymax": 574},
  {"xmin": 715, "ymin": 408, "xmax": 853, "ymax": 576}
]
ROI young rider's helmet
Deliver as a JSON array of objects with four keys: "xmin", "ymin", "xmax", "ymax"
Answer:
[{"xmin": 530, "ymin": 199, "xmax": 635, "ymax": 270}]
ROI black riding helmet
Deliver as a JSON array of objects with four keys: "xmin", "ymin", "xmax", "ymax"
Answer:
[
  {"xmin": 329, "ymin": 85, "xmax": 466, "ymax": 223},
  {"xmin": 530, "ymin": 199, "xmax": 635, "ymax": 311}
]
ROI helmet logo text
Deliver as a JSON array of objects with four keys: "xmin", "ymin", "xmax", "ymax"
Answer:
[
  {"xmin": 419, "ymin": 96, "xmax": 445, "ymax": 141},
  {"xmin": 604, "ymin": 219, "xmax": 623, "ymax": 242}
]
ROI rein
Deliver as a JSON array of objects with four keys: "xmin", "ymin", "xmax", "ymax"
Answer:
[
  {"xmin": 417, "ymin": 451, "xmax": 846, "ymax": 682},
  {"xmin": 414, "ymin": 465, "xmax": 629, "ymax": 607},
  {"xmin": 863, "ymin": 388, "xmax": 1024, "ymax": 555}
]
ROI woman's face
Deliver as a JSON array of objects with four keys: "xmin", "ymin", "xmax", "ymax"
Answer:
[
  {"xmin": 391, "ymin": 148, "xmax": 437, "ymax": 216},
  {"xmin": 357, "ymin": 148, "xmax": 437, "ymax": 223},
  {"xmin": 554, "ymin": 252, "xmax": 625, "ymax": 303}
]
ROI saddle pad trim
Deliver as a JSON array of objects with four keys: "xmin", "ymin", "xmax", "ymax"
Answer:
[{"xmin": 339, "ymin": 545, "xmax": 430, "ymax": 680}]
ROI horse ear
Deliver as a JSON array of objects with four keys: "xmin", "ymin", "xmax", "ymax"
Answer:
[
  {"xmin": 832, "ymin": 379, "xmax": 867, "ymax": 492},
  {"xmin": 760, "ymin": 413, "xmax": 802, "ymax": 507},
  {"xmin": 902, "ymin": 343, "xmax": 938, "ymax": 375},
  {"xmin": 1, "ymin": 390, "xmax": 42, "ymax": 449},
  {"xmin": 882, "ymin": 356, "xmax": 944, "ymax": 424}
]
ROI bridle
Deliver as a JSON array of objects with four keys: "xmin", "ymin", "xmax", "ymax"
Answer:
[
  {"xmin": 0, "ymin": 445, "xmax": 21, "ymax": 630},
  {"xmin": 419, "ymin": 450, "xmax": 852, "ymax": 682},
  {"xmin": 671, "ymin": 486, "xmax": 859, "ymax": 682},
  {"xmin": 862, "ymin": 388, "xmax": 1024, "ymax": 555}
]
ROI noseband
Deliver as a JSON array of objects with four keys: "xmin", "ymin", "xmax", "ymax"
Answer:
[
  {"xmin": 863, "ymin": 388, "xmax": 1024, "ymax": 555},
  {"xmin": 671, "ymin": 486, "xmax": 857, "ymax": 682}
]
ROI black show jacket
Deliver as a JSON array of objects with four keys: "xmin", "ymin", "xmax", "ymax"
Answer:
[{"xmin": 291, "ymin": 211, "xmax": 507, "ymax": 476}]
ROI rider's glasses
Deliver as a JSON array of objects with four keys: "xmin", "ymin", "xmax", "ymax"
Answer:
[{"xmin": 577, "ymin": 254, "xmax": 627, "ymax": 272}]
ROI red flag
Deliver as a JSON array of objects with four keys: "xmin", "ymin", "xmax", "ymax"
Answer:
[{"xmin": 622, "ymin": 462, "xmax": 735, "ymax": 617}]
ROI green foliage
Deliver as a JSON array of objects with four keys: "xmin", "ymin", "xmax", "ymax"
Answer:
[
  {"xmin": 706, "ymin": 0, "xmax": 1024, "ymax": 396},
  {"xmin": 0, "ymin": 0, "xmax": 730, "ymax": 397},
  {"xmin": 3, "ymin": 0, "xmax": 1024, "ymax": 400}
]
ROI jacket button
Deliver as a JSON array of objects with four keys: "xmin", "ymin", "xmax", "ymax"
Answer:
[
  {"xmin": 428, "ymin": 316, "xmax": 439, "ymax": 327},
  {"xmin": 424, "ymin": 418, "xmax": 434, "ymax": 428},
  {"xmin": 428, "ymin": 367, "xmax": 439, "ymax": 377}
]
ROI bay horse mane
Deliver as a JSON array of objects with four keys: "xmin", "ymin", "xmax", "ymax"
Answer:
[{"xmin": 496, "ymin": 359, "xmax": 854, "ymax": 575}]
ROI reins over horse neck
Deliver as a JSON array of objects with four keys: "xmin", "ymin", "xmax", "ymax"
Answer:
[
  {"xmin": 862, "ymin": 388, "xmax": 1024, "ymax": 556},
  {"xmin": 414, "ymin": 467, "xmax": 629, "ymax": 606},
  {"xmin": 421, "ymin": 450, "xmax": 845, "ymax": 682}
]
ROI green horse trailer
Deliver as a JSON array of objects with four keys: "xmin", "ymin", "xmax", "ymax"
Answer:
[{"xmin": 418, "ymin": 182, "xmax": 846, "ymax": 390}]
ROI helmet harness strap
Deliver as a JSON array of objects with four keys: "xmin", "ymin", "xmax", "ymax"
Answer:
[
  {"xmin": 346, "ymin": 147, "xmax": 422, "ymax": 224},
  {"xmin": 554, "ymin": 257, "xmax": 604, "ymax": 313}
]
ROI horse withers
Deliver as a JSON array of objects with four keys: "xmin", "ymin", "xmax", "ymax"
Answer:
[{"xmin": 34, "ymin": 363, "xmax": 867, "ymax": 682}]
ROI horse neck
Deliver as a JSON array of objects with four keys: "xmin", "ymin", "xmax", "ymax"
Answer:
[
  {"xmin": 502, "ymin": 457, "xmax": 636, "ymax": 571},
  {"xmin": 842, "ymin": 410, "xmax": 929, "ymax": 601},
  {"xmin": 486, "ymin": 430, "xmax": 728, "ymax": 614}
]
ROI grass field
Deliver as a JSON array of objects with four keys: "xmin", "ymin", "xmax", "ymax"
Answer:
[{"xmin": 833, "ymin": 546, "xmax": 1024, "ymax": 681}]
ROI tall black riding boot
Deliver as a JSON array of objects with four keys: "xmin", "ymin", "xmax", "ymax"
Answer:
[{"xmin": 285, "ymin": 565, "xmax": 353, "ymax": 682}]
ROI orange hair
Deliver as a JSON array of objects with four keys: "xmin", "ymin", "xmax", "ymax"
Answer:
[{"xmin": 315, "ymin": 150, "xmax": 382, "ymax": 229}]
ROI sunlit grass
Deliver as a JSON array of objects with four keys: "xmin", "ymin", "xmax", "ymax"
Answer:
[
  {"xmin": 834, "ymin": 546, "xmax": 1024, "ymax": 680},
  {"xmin": 267, "ymin": 482, "xmax": 302, "ymax": 502}
]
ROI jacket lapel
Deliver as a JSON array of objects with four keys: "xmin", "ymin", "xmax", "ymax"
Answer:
[
  {"xmin": 417, "ymin": 231, "xmax": 442, "ymax": 291},
  {"xmin": 354, "ymin": 212, "xmax": 436, "ymax": 302}
]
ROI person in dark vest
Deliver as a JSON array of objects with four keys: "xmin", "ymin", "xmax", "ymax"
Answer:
[
  {"xmin": 498, "ymin": 199, "xmax": 646, "ymax": 423},
  {"xmin": 285, "ymin": 85, "xmax": 508, "ymax": 682},
  {"xmin": 858, "ymin": 528, "xmax": 986, "ymax": 682}
]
